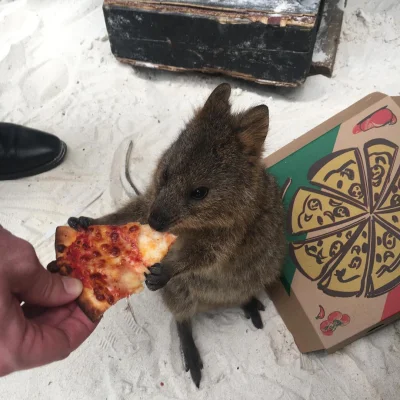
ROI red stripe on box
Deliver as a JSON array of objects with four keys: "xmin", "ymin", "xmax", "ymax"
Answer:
[{"xmin": 381, "ymin": 285, "xmax": 400, "ymax": 320}]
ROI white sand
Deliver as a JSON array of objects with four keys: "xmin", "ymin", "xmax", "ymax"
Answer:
[{"xmin": 1, "ymin": 0, "xmax": 400, "ymax": 399}]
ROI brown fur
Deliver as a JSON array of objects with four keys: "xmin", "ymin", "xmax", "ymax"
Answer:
[
  {"xmin": 89, "ymin": 83, "xmax": 286, "ymax": 384},
  {"xmin": 95, "ymin": 84, "xmax": 285, "ymax": 315}
]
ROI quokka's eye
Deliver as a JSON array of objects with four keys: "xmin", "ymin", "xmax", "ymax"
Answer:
[{"xmin": 190, "ymin": 187, "xmax": 209, "ymax": 200}]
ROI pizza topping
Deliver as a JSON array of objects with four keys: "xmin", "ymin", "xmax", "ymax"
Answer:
[
  {"xmin": 56, "ymin": 244, "xmax": 66, "ymax": 253},
  {"xmin": 60, "ymin": 264, "xmax": 73, "ymax": 275},
  {"xmin": 110, "ymin": 246, "xmax": 120, "ymax": 257},
  {"xmin": 53, "ymin": 223, "xmax": 176, "ymax": 321},
  {"xmin": 110, "ymin": 231, "xmax": 119, "ymax": 242},
  {"xmin": 101, "ymin": 243, "xmax": 110, "ymax": 252},
  {"xmin": 94, "ymin": 230, "xmax": 103, "ymax": 240}
]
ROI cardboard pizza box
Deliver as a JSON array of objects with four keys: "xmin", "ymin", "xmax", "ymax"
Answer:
[{"xmin": 264, "ymin": 93, "xmax": 400, "ymax": 353}]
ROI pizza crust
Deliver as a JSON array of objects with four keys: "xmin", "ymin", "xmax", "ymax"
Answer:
[
  {"xmin": 77, "ymin": 287, "xmax": 111, "ymax": 322},
  {"xmin": 54, "ymin": 227, "xmax": 106, "ymax": 322},
  {"xmin": 55, "ymin": 226, "xmax": 79, "ymax": 250}
]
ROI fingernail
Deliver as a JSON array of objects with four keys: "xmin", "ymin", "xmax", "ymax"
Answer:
[{"xmin": 62, "ymin": 276, "xmax": 83, "ymax": 296}]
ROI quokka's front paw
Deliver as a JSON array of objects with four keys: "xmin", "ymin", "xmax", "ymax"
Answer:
[
  {"xmin": 145, "ymin": 263, "xmax": 170, "ymax": 291},
  {"xmin": 67, "ymin": 216, "xmax": 94, "ymax": 231}
]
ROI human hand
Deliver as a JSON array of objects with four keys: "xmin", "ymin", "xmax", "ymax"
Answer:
[{"xmin": 0, "ymin": 227, "xmax": 97, "ymax": 377}]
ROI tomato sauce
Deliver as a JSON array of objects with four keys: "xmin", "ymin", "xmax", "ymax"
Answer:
[{"xmin": 59, "ymin": 224, "xmax": 145, "ymax": 303}]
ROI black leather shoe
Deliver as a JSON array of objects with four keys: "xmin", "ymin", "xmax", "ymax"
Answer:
[{"xmin": 0, "ymin": 123, "xmax": 67, "ymax": 180}]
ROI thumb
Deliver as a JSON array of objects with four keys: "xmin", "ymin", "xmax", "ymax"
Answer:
[{"xmin": 20, "ymin": 267, "xmax": 83, "ymax": 307}]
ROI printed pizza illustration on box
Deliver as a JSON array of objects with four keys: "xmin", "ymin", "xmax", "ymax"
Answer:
[
  {"xmin": 266, "ymin": 95, "xmax": 400, "ymax": 353},
  {"xmin": 289, "ymin": 136, "xmax": 400, "ymax": 298}
]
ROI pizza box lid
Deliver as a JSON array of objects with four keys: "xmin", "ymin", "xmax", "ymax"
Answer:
[{"xmin": 264, "ymin": 93, "xmax": 400, "ymax": 353}]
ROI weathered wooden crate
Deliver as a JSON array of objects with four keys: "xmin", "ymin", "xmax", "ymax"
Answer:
[{"xmin": 103, "ymin": 0, "xmax": 339, "ymax": 86}]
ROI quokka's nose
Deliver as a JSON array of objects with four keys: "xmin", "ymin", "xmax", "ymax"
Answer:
[{"xmin": 148, "ymin": 212, "xmax": 168, "ymax": 232}]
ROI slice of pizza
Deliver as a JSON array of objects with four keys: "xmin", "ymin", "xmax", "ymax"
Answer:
[
  {"xmin": 290, "ymin": 220, "xmax": 366, "ymax": 281},
  {"xmin": 364, "ymin": 139, "xmax": 398, "ymax": 210},
  {"xmin": 318, "ymin": 221, "xmax": 371, "ymax": 297},
  {"xmin": 378, "ymin": 166, "xmax": 400, "ymax": 211},
  {"xmin": 366, "ymin": 219, "xmax": 400, "ymax": 297},
  {"xmin": 288, "ymin": 187, "xmax": 367, "ymax": 235},
  {"xmin": 307, "ymin": 148, "xmax": 368, "ymax": 207},
  {"xmin": 49, "ymin": 223, "xmax": 176, "ymax": 322},
  {"xmin": 376, "ymin": 209, "xmax": 400, "ymax": 234}
]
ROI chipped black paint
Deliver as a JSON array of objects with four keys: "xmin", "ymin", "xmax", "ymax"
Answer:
[{"xmin": 103, "ymin": 0, "xmax": 323, "ymax": 86}]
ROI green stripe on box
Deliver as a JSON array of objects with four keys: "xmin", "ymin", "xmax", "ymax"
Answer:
[{"xmin": 267, "ymin": 125, "xmax": 341, "ymax": 295}]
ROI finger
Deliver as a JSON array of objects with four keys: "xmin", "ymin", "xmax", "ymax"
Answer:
[
  {"xmin": 17, "ymin": 306, "xmax": 97, "ymax": 370},
  {"xmin": 18, "ymin": 264, "xmax": 83, "ymax": 308},
  {"xmin": 57, "ymin": 305, "xmax": 97, "ymax": 340},
  {"xmin": 1, "ymin": 233, "xmax": 83, "ymax": 307},
  {"xmin": 22, "ymin": 303, "xmax": 47, "ymax": 319},
  {"xmin": 22, "ymin": 302, "xmax": 75, "ymax": 325},
  {"xmin": 31, "ymin": 302, "xmax": 78, "ymax": 327}
]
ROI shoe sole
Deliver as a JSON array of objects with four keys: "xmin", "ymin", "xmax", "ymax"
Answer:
[{"xmin": 0, "ymin": 141, "xmax": 67, "ymax": 180}]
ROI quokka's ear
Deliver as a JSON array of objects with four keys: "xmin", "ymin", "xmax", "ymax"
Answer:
[
  {"xmin": 237, "ymin": 105, "xmax": 269, "ymax": 163},
  {"xmin": 200, "ymin": 83, "xmax": 231, "ymax": 118}
]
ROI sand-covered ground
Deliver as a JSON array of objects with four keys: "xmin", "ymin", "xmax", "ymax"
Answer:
[{"xmin": 1, "ymin": 0, "xmax": 400, "ymax": 399}]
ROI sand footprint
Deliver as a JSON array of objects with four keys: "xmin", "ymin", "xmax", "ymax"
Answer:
[
  {"xmin": 99, "ymin": 302, "xmax": 153, "ymax": 356},
  {"xmin": 20, "ymin": 58, "xmax": 69, "ymax": 107},
  {"xmin": 269, "ymin": 322, "xmax": 300, "ymax": 367},
  {"xmin": 0, "ymin": 8, "xmax": 41, "ymax": 48},
  {"xmin": 119, "ymin": 380, "xmax": 133, "ymax": 395}
]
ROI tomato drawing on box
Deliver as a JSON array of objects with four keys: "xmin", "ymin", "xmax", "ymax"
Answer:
[
  {"xmin": 320, "ymin": 311, "xmax": 351, "ymax": 336},
  {"xmin": 353, "ymin": 106, "xmax": 397, "ymax": 134}
]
